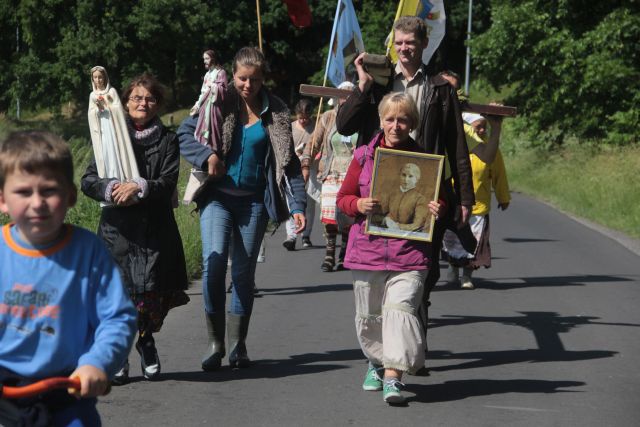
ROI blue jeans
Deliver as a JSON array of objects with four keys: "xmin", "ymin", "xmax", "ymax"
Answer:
[
  {"xmin": 52, "ymin": 398, "xmax": 100, "ymax": 426},
  {"xmin": 199, "ymin": 190, "xmax": 268, "ymax": 316}
]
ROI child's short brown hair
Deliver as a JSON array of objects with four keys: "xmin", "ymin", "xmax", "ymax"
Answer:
[{"xmin": 0, "ymin": 130, "xmax": 75, "ymax": 189}]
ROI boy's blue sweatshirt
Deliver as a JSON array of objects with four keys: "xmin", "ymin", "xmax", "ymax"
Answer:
[{"xmin": 0, "ymin": 224, "xmax": 137, "ymax": 381}]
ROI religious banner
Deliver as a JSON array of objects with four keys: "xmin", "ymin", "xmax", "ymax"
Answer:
[
  {"xmin": 281, "ymin": 0, "xmax": 312, "ymax": 28},
  {"xmin": 325, "ymin": 0, "xmax": 365, "ymax": 87}
]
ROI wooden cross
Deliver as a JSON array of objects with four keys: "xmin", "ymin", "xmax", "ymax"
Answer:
[{"xmin": 299, "ymin": 84, "xmax": 517, "ymax": 117}]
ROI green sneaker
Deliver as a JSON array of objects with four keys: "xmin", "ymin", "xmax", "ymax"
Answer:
[
  {"xmin": 362, "ymin": 365, "xmax": 383, "ymax": 391},
  {"xmin": 383, "ymin": 378, "xmax": 405, "ymax": 404}
]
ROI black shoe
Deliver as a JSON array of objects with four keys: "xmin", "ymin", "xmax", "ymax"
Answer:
[
  {"xmin": 302, "ymin": 237, "xmax": 312, "ymax": 248},
  {"xmin": 413, "ymin": 366, "xmax": 431, "ymax": 376},
  {"xmin": 112, "ymin": 361, "xmax": 129, "ymax": 385},
  {"xmin": 282, "ymin": 238, "xmax": 296, "ymax": 251},
  {"xmin": 136, "ymin": 335, "xmax": 161, "ymax": 380}
]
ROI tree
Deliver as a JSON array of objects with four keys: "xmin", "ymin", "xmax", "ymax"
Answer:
[
  {"xmin": 472, "ymin": 1, "xmax": 640, "ymax": 145},
  {"xmin": 0, "ymin": 0, "xmax": 481, "ymax": 116}
]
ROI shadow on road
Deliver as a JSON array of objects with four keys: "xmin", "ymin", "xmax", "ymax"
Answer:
[
  {"xmin": 422, "ymin": 311, "xmax": 637, "ymax": 371},
  {"xmin": 434, "ymin": 274, "xmax": 634, "ymax": 292},
  {"xmin": 152, "ymin": 348, "xmax": 365, "ymax": 382},
  {"xmin": 426, "ymin": 348, "xmax": 616, "ymax": 372},
  {"xmin": 502, "ymin": 237, "xmax": 558, "ymax": 243},
  {"xmin": 404, "ymin": 379, "xmax": 585, "ymax": 403},
  {"xmin": 257, "ymin": 283, "xmax": 353, "ymax": 295}
]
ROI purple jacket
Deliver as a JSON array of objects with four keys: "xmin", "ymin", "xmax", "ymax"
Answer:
[{"xmin": 340, "ymin": 134, "xmax": 432, "ymax": 272}]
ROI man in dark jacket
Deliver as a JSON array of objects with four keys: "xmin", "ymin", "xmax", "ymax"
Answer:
[{"xmin": 335, "ymin": 16, "xmax": 474, "ymax": 365}]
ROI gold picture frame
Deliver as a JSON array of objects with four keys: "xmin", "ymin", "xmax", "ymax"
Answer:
[{"xmin": 366, "ymin": 148, "xmax": 444, "ymax": 242}]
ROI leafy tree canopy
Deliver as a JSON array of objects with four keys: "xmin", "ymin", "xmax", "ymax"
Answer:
[
  {"xmin": 472, "ymin": 0, "xmax": 640, "ymax": 145},
  {"xmin": 1, "ymin": 0, "xmax": 637, "ymax": 146},
  {"xmin": 0, "ymin": 0, "xmax": 400, "ymax": 114}
]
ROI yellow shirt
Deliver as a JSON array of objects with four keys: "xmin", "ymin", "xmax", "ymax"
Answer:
[{"xmin": 464, "ymin": 124, "xmax": 511, "ymax": 216}]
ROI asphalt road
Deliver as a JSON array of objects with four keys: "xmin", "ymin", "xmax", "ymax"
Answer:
[{"xmin": 98, "ymin": 192, "xmax": 640, "ymax": 427}]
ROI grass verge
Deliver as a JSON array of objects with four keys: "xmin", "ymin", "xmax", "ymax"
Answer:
[
  {"xmin": 500, "ymin": 126, "xmax": 640, "ymax": 239},
  {"xmin": 0, "ymin": 111, "xmax": 203, "ymax": 281}
]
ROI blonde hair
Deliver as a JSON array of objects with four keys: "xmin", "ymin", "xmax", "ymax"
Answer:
[
  {"xmin": 378, "ymin": 92, "xmax": 419, "ymax": 130},
  {"xmin": 0, "ymin": 131, "xmax": 74, "ymax": 189}
]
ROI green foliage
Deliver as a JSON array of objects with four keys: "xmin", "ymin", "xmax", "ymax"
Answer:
[
  {"xmin": 440, "ymin": 0, "xmax": 492, "ymax": 74},
  {"xmin": 472, "ymin": 1, "xmax": 640, "ymax": 146},
  {"xmin": 501, "ymin": 131, "xmax": 640, "ymax": 239},
  {"xmin": 0, "ymin": 113, "xmax": 202, "ymax": 280},
  {"xmin": 3, "ymin": 0, "xmax": 381, "ymax": 113},
  {"xmin": 1, "ymin": 0, "xmax": 493, "ymax": 113},
  {"xmin": 358, "ymin": 0, "xmax": 395, "ymax": 54}
]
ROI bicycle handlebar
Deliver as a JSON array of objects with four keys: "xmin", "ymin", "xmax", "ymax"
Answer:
[{"xmin": 0, "ymin": 377, "xmax": 81, "ymax": 399}]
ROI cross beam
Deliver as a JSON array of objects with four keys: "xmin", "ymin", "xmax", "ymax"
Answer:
[{"xmin": 299, "ymin": 84, "xmax": 517, "ymax": 117}]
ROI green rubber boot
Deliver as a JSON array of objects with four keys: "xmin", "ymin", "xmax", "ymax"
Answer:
[
  {"xmin": 228, "ymin": 314, "xmax": 251, "ymax": 369},
  {"xmin": 202, "ymin": 312, "xmax": 226, "ymax": 371}
]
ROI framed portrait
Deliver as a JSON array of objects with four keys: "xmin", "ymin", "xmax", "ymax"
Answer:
[{"xmin": 366, "ymin": 148, "xmax": 444, "ymax": 242}]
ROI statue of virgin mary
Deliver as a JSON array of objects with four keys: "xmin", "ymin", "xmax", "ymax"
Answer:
[{"xmin": 88, "ymin": 66, "xmax": 140, "ymax": 183}]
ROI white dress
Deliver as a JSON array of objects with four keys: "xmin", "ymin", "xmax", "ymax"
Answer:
[{"xmin": 88, "ymin": 83, "xmax": 140, "ymax": 182}]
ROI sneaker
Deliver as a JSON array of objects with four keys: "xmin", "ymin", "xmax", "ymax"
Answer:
[
  {"xmin": 302, "ymin": 237, "xmax": 312, "ymax": 248},
  {"xmin": 362, "ymin": 365, "xmax": 383, "ymax": 391},
  {"xmin": 136, "ymin": 335, "xmax": 161, "ymax": 380},
  {"xmin": 112, "ymin": 361, "xmax": 129, "ymax": 386},
  {"xmin": 383, "ymin": 378, "xmax": 405, "ymax": 404},
  {"xmin": 282, "ymin": 238, "xmax": 296, "ymax": 251},
  {"xmin": 461, "ymin": 276, "xmax": 475, "ymax": 289}
]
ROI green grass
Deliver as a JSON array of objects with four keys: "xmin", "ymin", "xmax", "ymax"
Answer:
[
  {"xmin": 466, "ymin": 78, "xmax": 640, "ymax": 240},
  {"xmin": 0, "ymin": 110, "xmax": 203, "ymax": 280},
  {"xmin": 500, "ymin": 124, "xmax": 640, "ymax": 239}
]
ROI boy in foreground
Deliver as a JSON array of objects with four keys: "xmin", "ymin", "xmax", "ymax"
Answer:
[{"xmin": 0, "ymin": 131, "xmax": 137, "ymax": 425}]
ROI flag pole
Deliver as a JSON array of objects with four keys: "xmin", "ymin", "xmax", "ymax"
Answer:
[
  {"xmin": 256, "ymin": 0, "xmax": 263, "ymax": 52},
  {"xmin": 464, "ymin": 0, "xmax": 473, "ymax": 95},
  {"xmin": 386, "ymin": 0, "xmax": 405, "ymax": 57},
  {"xmin": 308, "ymin": 0, "xmax": 343, "ymax": 160}
]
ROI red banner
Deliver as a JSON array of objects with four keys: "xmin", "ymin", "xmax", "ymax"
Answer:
[{"xmin": 282, "ymin": 0, "xmax": 312, "ymax": 28}]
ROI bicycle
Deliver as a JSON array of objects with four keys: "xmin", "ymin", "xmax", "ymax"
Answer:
[{"xmin": 0, "ymin": 377, "xmax": 105, "ymax": 427}]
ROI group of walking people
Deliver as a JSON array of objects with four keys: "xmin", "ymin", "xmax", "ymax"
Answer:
[
  {"xmin": 282, "ymin": 16, "xmax": 511, "ymax": 403},
  {"xmin": 0, "ymin": 18, "xmax": 511, "ymax": 425},
  {"xmin": 83, "ymin": 46, "xmax": 307, "ymax": 384},
  {"xmin": 85, "ymin": 15, "xmax": 511, "ymax": 405}
]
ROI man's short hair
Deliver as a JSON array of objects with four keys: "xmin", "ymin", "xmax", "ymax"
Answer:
[
  {"xmin": 393, "ymin": 16, "xmax": 428, "ymax": 43},
  {"xmin": 0, "ymin": 131, "xmax": 74, "ymax": 189}
]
